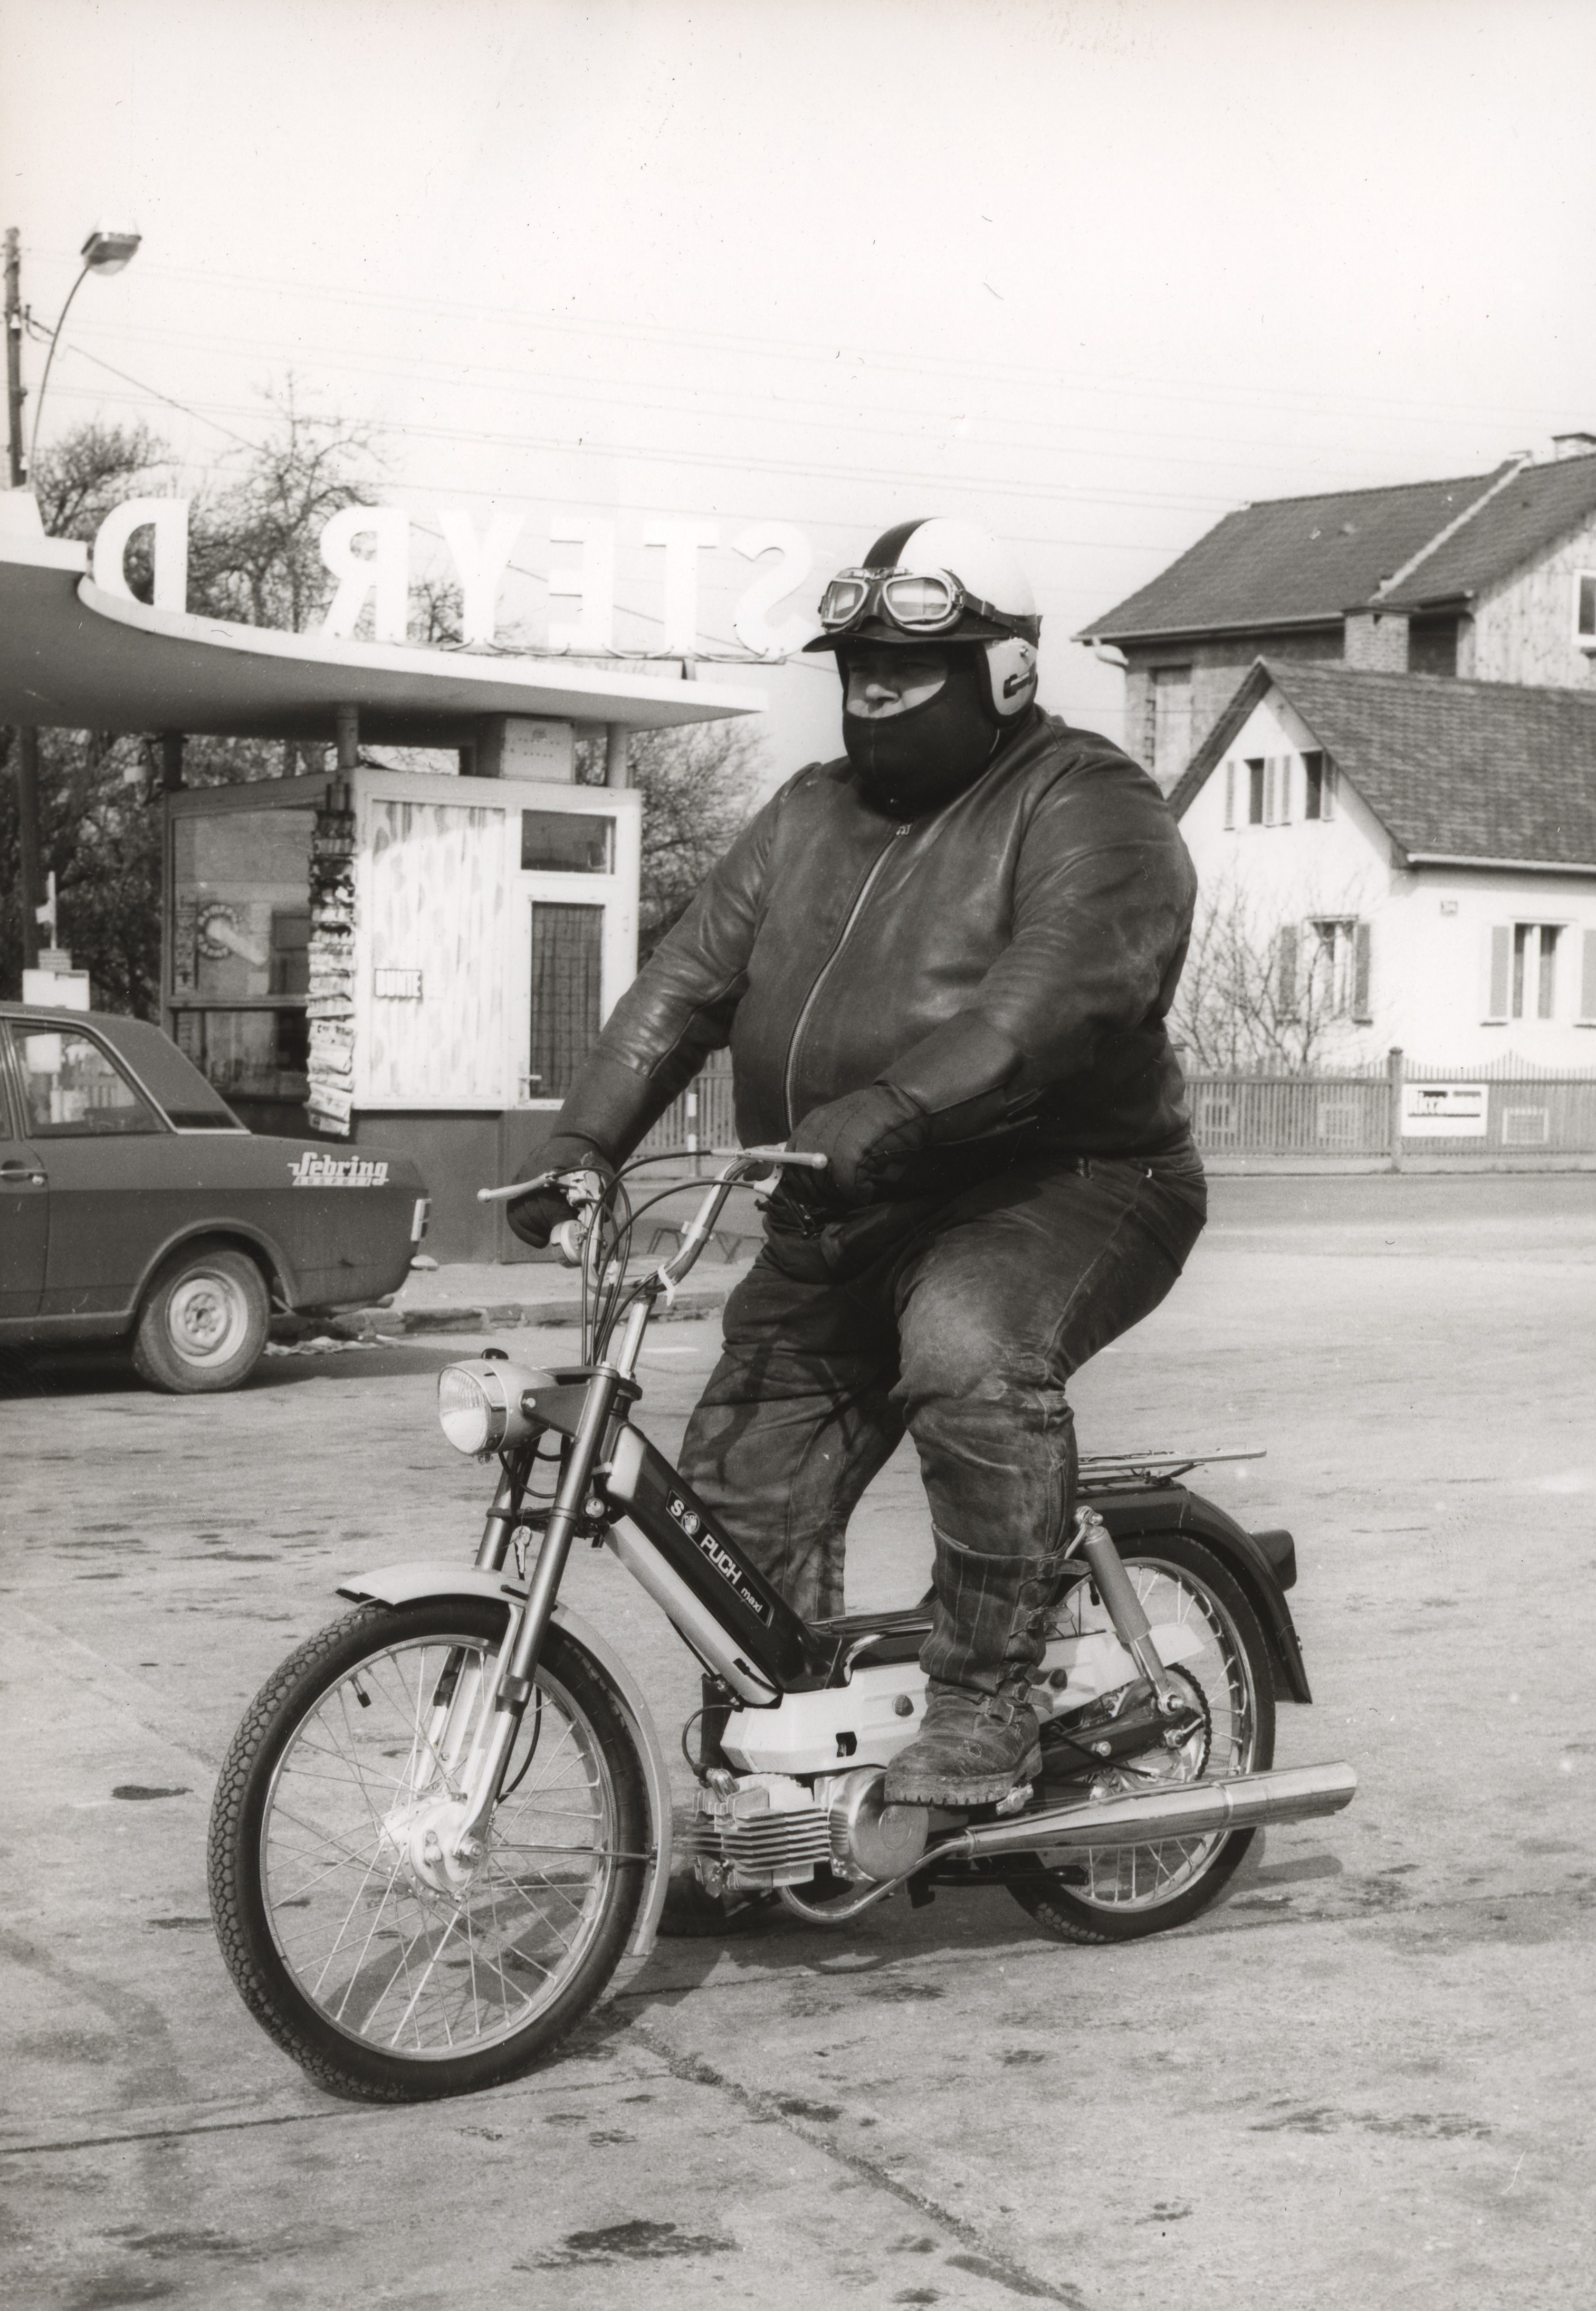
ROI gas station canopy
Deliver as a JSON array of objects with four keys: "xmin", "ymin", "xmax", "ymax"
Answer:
[{"xmin": 0, "ymin": 501, "xmax": 766, "ymax": 744}]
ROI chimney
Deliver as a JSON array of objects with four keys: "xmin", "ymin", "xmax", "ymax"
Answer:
[{"xmin": 1551, "ymin": 432, "xmax": 1596, "ymax": 461}]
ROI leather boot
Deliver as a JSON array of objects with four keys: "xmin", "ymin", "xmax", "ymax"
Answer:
[
  {"xmin": 883, "ymin": 1527, "xmax": 1064, "ymax": 1807},
  {"xmin": 884, "ymin": 1678, "xmax": 1042, "ymax": 1806}
]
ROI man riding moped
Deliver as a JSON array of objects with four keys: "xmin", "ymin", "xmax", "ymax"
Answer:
[{"xmin": 509, "ymin": 516, "xmax": 1206, "ymax": 1813}]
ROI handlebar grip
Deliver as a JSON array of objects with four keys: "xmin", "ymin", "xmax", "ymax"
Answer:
[
  {"xmin": 708, "ymin": 1146, "xmax": 829, "ymax": 1169},
  {"xmin": 477, "ymin": 1173, "xmax": 557, "ymax": 1206}
]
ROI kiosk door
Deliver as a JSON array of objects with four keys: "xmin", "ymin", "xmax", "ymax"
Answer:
[{"xmin": 527, "ymin": 902, "xmax": 604, "ymax": 1102}]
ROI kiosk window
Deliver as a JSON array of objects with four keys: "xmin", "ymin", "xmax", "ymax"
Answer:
[
  {"xmin": 16, "ymin": 1031, "xmax": 160, "ymax": 1137},
  {"xmin": 521, "ymin": 812, "xmax": 614, "ymax": 874},
  {"xmin": 529, "ymin": 903, "xmax": 604, "ymax": 1099}
]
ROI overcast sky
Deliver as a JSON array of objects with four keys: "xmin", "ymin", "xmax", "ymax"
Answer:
[{"xmin": 4, "ymin": 0, "xmax": 1595, "ymax": 785}]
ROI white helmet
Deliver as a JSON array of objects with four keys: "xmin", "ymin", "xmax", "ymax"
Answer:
[{"xmin": 805, "ymin": 515, "xmax": 1040, "ymax": 722}]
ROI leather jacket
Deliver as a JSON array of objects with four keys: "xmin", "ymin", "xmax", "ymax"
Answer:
[{"xmin": 549, "ymin": 709, "xmax": 1198, "ymax": 1186}]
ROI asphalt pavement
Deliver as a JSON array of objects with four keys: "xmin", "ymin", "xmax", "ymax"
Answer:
[{"xmin": 1, "ymin": 1172, "xmax": 1592, "ymax": 2310}]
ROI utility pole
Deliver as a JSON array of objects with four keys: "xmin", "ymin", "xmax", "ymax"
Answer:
[
  {"xmin": 5, "ymin": 225, "xmax": 46, "ymax": 975},
  {"xmin": 4, "ymin": 226, "xmax": 25, "ymax": 485}
]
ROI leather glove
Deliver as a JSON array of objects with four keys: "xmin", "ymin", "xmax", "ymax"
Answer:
[
  {"xmin": 789, "ymin": 1083, "xmax": 928, "ymax": 1209},
  {"xmin": 505, "ymin": 1135, "xmax": 617, "ymax": 1249}
]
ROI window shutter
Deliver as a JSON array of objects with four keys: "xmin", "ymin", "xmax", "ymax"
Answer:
[
  {"xmin": 1486, "ymin": 924, "xmax": 1511, "ymax": 1021},
  {"xmin": 1322, "ymin": 760, "xmax": 1337, "ymax": 822},
  {"xmin": 1581, "ymin": 927, "xmax": 1596, "ymax": 1022},
  {"xmin": 1224, "ymin": 761, "xmax": 1236, "ymax": 830},
  {"xmin": 1278, "ymin": 758, "xmax": 1291, "ymax": 825},
  {"xmin": 1352, "ymin": 921, "xmax": 1372, "ymax": 1020},
  {"xmin": 1276, "ymin": 925, "xmax": 1298, "ymax": 1015}
]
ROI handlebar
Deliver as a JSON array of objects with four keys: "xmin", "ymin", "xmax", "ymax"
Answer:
[{"xmin": 476, "ymin": 1148, "xmax": 827, "ymax": 1206}]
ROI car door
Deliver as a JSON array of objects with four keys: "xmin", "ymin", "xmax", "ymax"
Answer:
[
  {"xmin": 9, "ymin": 1021, "xmax": 178, "ymax": 1319},
  {"xmin": 0, "ymin": 1027, "xmax": 50, "ymax": 1317}
]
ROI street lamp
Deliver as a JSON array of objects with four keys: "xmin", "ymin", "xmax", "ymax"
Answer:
[
  {"xmin": 3, "ymin": 219, "xmax": 142, "ymax": 983},
  {"xmin": 27, "ymin": 221, "xmax": 142, "ymax": 469}
]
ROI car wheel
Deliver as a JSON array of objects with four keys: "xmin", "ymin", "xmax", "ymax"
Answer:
[{"xmin": 132, "ymin": 1245, "xmax": 271, "ymax": 1395}]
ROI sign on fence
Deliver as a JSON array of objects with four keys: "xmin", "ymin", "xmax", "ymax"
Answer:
[{"xmin": 1402, "ymin": 1083, "xmax": 1488, "ymax": 1138}]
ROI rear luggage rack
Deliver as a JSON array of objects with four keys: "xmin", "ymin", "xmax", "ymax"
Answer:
[{"xmin": 1078, "ymin": 1446, "xmax": 1265, "ymax": 1491}]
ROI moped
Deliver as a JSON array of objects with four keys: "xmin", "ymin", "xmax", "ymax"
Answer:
[{"xmin": 209, "ymin": 1148, "xmax": 1356, "ymax": 2103}]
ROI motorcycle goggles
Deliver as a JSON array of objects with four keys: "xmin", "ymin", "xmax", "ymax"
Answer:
[{"xmin": 806, "ymin": 565, "xmax": 1040, "ymax": 649}]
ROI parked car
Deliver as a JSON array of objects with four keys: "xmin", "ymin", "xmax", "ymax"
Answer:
[{"xmin": 0, "ymin": 1004, "xmax": 428, "ymax": 1392}]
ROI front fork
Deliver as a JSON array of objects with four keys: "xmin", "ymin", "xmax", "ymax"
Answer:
[
  {"xmin": 1072, "ymin": 1506, "xmax": 1190, "ymax": 1720},
  {"xmin": 448, "ymin": 1367, "xmax": 621, "ymax": 1854}
]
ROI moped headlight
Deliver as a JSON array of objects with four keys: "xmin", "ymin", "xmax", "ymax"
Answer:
[
  {"xmin": 436, "ymin": 1358, "xmax": 558, "ymax": 1457},
  {"xmin": 438, "ymin": 1365, "xmax": 504, "ymax": 1456}
]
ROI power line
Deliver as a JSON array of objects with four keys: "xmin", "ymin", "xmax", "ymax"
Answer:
[
  {"xmin": 36, "ymin": 243, "xmax": 1587, "ymax": 437},
  {"xmin": 59, "ymin": 313, "xmax": 1503, "ymax": 490},
  {"xmin": 44, "ymin": 358, "xmax": 1242, "ymax": 515}
]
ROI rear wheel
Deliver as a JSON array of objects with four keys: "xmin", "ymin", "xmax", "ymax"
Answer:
[
  {"xmin": 132, "ymin": 1242, "xmax": 269, "ymax": 1393},
  {"xmin": 208, "ymin": 1600, "xmax": 648, "ymax": 2100},
  {"xmin": 1009, "ymin": 1535, "xmax": 1275, "ymax": 1944}
]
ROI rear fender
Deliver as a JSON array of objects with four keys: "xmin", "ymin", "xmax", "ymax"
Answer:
[
  {"xmin": 1091, "ymin": 1488, "xmax": 1314, "ymax": 1704},
  {"xmin": 335, "ymin": 1559, "xmax": 673, "ymax": 1956},
  {"xmin": 133, "ymin": 1222, "xmax": 300, "ymax": 1317}
]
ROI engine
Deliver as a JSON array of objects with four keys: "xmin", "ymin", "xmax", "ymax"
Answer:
[{"xmin": 687, "ymin": 1768, "xmax": 930, "ymax": 1895}]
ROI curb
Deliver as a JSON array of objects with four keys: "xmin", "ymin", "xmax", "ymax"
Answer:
[{"xmin": 325, "ymin": 1287, "xmax": 731, "ymax": 1342}]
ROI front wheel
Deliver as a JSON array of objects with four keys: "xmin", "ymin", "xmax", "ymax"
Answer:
[
  {"xmin": 208, "ymin": 1600, "xmax": 648, "ymax": 2101},
  {"xmin": 1009, "ymin": 1534, "xmax": 1276, "ymax": 1944}
]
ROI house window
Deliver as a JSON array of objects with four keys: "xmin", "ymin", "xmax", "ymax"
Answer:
[
  {"xmin": 1247, "ymin": 759, "xmax": 1265, "ymax": 824},
  {"xmin": 1408, "ymin": 617, "xmax": 1460, "ymax": 677},
  {"xmin": 1574, "ymin": 572, "xmax": 1596, "ymax": 643},
  {"xmin": 1303, "ymin": 751, "xmax": 1337, "ymax": 822},
  {"xmin": 1487, "ymin": 923, "xmax": 1563, "ymax": 1021},
  {"xmin": 1305, "ymin": 918, "xmax": 1372, "ymax": 1020}
]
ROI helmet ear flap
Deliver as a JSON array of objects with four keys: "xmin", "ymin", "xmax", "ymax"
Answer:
[{"xmin": 982, "ymin": 637, "xmax": 1038, "ymax": 721}]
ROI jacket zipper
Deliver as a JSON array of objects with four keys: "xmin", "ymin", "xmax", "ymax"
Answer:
[{"xmin": 781, "ymin": 826, "xmax": 909, "ymax": 1132}]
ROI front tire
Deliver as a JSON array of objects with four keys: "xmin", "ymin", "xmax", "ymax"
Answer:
[
  {"xmin": 1009, "ymin": 1535, "xmax": 1275, "ymax": 1945},
  {"xmin": 132, "ymin": 1242, "xmax": 269, "ymax": 1393},
  {"xmin": 208, "ymin": 1601, "xmax": 647, "ymax": 2102}
]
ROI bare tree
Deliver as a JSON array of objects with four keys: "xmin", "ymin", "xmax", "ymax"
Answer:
[
  {"xmin": 188, "ymin": 381, "xmax": 384, "ymax": 635},
  {"xmin": 619, "ymin": 718, "xmax": 765, "ymax": 961},
  {"xmin": 4, "ymin": 401, "xmax": 386, "ymax": 1005},
  {"xmin": 1171, "ymin": 870, "xmax": 1373, "ymax": 1073}
]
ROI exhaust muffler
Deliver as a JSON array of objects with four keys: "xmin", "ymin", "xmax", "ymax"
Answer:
[{"xmin": 947, "ymin": 1760, "xmax": 1357, "ymax": 1862}]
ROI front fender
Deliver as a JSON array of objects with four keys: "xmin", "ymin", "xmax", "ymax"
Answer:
[{"xmin": 335, "ymin": 1559, "xmax": 673, "ymax": 1957}]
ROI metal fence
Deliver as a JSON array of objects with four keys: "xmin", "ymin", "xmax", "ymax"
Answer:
[
  {"xmin": 637, "ymin": 1054, "xmax": 738, "ymax": 1162},
  {"xmin": 637, "ymin": 1052, "xmax": 1596, "ymax": 1164}
]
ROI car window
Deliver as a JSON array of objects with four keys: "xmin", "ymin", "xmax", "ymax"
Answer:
[
  {"xmin": 102, "ymin": 1015, "xmax": 246, "ymax": 1130},
  {"xmin": 16, "ymin": 1029, "xmax": 162, "ymax": 1138}
]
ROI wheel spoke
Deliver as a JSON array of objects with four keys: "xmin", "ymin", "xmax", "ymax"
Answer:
[{"xmin": 250, "ymin": 1621, "xmax": 627, "ymax": 2066}]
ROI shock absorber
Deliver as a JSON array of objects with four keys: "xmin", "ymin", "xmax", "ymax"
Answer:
[{"xmin": 1073, "ymin": 1506, "xmax": 1190, "ymax": 1718}]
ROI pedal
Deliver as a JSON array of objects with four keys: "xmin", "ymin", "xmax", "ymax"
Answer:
[{"xmin": 993, "ymin": 1781, "xmax": 1034, "ymax": 1817}]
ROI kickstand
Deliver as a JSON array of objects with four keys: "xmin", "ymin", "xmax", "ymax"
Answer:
[{"xmin": 907, "ymin": 1879, "xmax": 936, "ymax": 1909}]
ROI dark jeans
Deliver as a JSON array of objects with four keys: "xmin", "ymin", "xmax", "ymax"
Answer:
[{"xmin": 678, "ymin": 1145, "xmax": 1208, "ymax": 1689}]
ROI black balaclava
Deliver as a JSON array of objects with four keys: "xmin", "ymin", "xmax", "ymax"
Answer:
[{"xmin": 840, "ymin": 648, "xmax": 1001, "ymax": 818}]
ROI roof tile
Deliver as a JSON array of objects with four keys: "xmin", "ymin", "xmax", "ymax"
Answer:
[
  {"xmin": 1378, "ymin": 454, "xmax": 1596, "ymax": 608},
  {"xmin": 1173, "ymin": 661, "xmax": 1596, "ymax": 867},
  {"xmin": 1078, "ymin": 470, "xmax": 1509, "ymax": 641}
]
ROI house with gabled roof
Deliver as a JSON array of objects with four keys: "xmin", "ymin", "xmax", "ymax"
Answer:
[
  {"xmin": 1079, "ymin": 440, "xmax": 1596, "ymax": 789},
  {"xmin": 1168, "ymin": 659, "xmax": 1596, "ymax": 1071}
]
